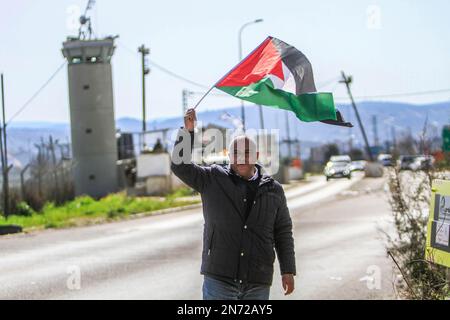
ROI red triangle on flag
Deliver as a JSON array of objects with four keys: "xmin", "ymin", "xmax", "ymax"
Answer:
[{"xmin": 217, "ymin": 37, "xmax": 284, "ymax": 87}]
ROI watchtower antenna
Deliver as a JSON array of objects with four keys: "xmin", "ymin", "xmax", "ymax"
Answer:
[{"xmin": 78, "ymin": 0, "xmax": 96, "ymax": 40}]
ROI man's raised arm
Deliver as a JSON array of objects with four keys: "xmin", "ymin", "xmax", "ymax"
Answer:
[{"xmin": 170, "ymin": 108, "xmax": 212, "ymax": 193}]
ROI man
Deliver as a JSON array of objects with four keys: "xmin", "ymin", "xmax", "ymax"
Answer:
[{"xmin": 171, "ymin": 108, "xmax": 296, "ymax": 300}]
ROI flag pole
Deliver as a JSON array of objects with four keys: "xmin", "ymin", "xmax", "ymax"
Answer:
[
  {"xmin": 193, "ymin": 85, "xmax": 215, "ymax": 110},
  {"xmin": 192, "ymin": 36, "xmax": 271, "ymax": 111}
]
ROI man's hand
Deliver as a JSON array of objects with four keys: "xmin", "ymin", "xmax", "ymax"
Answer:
[
  {"xmin": 184, "ymin": 108, "xmax": 197, "ymax": 132},
  {"xmin": 282, "ymin": 274, "xmax": 295, "ymax": 295}
]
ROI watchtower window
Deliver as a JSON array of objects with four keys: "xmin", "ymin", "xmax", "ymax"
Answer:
[{"xmin": 87, "ymin": 56, "xmax": 102, "ymax": 63}]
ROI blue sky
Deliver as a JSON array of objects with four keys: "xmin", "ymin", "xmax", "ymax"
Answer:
[{"xmin": 0, "ymin": 0, "xmax": 449, "ymax": 123}]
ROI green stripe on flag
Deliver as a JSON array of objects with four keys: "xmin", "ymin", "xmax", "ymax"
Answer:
[{"xmin": 217, "ymin": 78, "xmax": 337, "ymax": 122}]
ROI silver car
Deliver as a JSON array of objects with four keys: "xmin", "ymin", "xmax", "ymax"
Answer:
[{"xmin": 324, "ymin": 156, "xmax": 352, "ymax": 181}]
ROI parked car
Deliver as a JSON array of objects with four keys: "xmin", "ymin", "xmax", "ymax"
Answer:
[
  {"xmin": 350, "ymin": 160, "xmax": 367, "ymax": 171},
  {"xmin": 377, "ymin": 154, "xmax": 393, "ymax": 166},
  {"xmin": 414, "ymin": 155, "xmax": 435, "ymax": 170},
  {"xmin": 399, "ymin": 155, "xmax": 435, "ymax": 171},
  {"xmin": 399, "ymin": 155, "xmax": 416, "ymax": 170},
  {"xmin": 324, "ymin": 155, "xmax": 352, "ymax": 181}
]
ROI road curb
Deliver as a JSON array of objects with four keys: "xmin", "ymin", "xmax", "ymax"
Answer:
[{"xmin": 128, "ymin": 202, "xmax": 203, "ymax": 220}]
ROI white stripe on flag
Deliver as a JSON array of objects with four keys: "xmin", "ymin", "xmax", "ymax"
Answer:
[{"xmin": 267, "ymin": 62, "xmax": 297, "ymax": 95}]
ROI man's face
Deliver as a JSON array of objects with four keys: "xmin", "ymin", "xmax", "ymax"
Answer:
[{"xmin": 229, "ymin": 137, "xmax": 259, "ymax": 178}]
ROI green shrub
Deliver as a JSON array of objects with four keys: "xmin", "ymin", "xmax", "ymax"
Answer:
[{"xmin": 14, "ymin": 202, "xmax": 36, "ymax": 217}]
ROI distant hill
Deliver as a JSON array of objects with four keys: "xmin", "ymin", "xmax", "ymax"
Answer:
[
  {"xmin": 5, "ymin": 100, "xmax": 450, "ymax": 168},
  {"xmin": 120, "ymin": 100, "xmax": 450, "ymax": 143}
]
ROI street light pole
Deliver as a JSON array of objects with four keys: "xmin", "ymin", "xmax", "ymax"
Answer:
[{"xmin": 238, "ymin": 19, "xmax": 263, "ymax": 131}]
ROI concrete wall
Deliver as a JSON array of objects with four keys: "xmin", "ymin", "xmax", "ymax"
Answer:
[
  {"xmin": 136, "ymin": 153, "xmax": 171, "ymax": 178},
  {"xmin": 136, "ymin": 153, "xmax": 177, "ymax": 195}
]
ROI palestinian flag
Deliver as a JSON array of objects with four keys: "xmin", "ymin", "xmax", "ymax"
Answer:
[{"xmin": 215, "ymin": 36, "xmax": 352, "ymax": 126}]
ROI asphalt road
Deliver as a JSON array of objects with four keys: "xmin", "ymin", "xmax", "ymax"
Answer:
[{"xmin": 0, "ymin": 172, "xmax": 396, "ymax": 299}]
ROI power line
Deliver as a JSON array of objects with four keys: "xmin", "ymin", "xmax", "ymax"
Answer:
[
  {"xmin": 6, "ymin": 61, "xmax": 66, "ymax": 125},
  {"xmin": 117, "ymin": 41, "xmax": 139, "ymax": 56},
  {"xmin": 148, "ymin": 59, "xmax": 211, "ymax": 89},
  {"xmin": 118, "ymin": 42, "xmax": 211, "ymax": 89},
  {"xmin": 118, "ymin": 41, "xmax": 236, "ymax": 104}
]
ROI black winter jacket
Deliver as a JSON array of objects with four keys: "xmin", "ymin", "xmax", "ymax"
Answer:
[{"xmin": 171, "ymin": 128, "xmax": 296, "ymax": 285}]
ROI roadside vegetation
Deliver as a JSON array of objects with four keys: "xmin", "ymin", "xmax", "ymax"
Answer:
[
  {"xmin": 0, "ymin": 187, "xmax": 199, "ymax": 231},
  {"xmin": 387, "ymin": 164, "xmax": 450, "ymax": 299}
]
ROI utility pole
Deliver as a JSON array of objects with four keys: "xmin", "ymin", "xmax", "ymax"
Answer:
[
  {"xmin": 339, "ymin": 71, "xmax": 374, "ymax": 161},
  {"xmin": 1, "ymin": 74, "xmax": 9, "ymax": 218},
  {"xmin": 138, "ymin": 44, "xmax": 150, "ymax": 149}
]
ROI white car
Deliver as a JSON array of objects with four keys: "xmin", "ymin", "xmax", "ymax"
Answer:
[{"xmin": 324, "ymin": 155, "xmax": 352, "ymax": 181}]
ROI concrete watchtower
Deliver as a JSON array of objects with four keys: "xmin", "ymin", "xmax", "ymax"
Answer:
[{"xmin": 61, "ymin": 4, "xmax": 119, "ymax": 198}]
